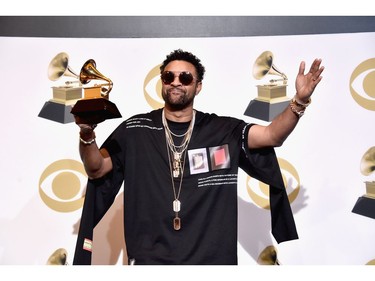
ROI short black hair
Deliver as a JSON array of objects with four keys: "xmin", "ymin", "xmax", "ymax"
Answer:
[{"xmin": 160, "ymin": 49, "xmax": 205, "ymax": 82}]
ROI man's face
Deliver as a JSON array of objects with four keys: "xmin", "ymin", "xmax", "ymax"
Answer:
[{"xmin": 161, "ymin": 60, "xmax": 202, "ymax": 110}]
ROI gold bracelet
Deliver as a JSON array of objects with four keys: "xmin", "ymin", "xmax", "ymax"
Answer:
[
  {"xmin": 80, "ymin": 137, "xmax": 96, "ymax": 145},
  {"xmin": 290, "ymin": 101, "xmax": 306, "ymax": 118},
  {"xmin": 292, "ymin": 95, "xmax": 311, "ymax": 108}
]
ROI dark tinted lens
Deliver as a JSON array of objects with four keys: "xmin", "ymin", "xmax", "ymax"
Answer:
[
  {"xmin": 179, "ymin": 72, "xmax": 194, "ymax": 85},
  {"xmin": 161, "ymin": 71, "xmax": 175, "ymax": 84}
]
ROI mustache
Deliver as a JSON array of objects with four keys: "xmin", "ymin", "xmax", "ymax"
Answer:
[{"xmin": 167, "ymin": 88, "xmax": 185, "ymax": 95}]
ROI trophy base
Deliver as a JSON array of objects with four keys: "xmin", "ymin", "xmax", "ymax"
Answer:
[
  {"xmin": 38, "ymin": 101, "xmax": 75, "ymax": 124},
  {"xmin": 71, "ymin": 98, "xmax": 122, "ymax": 124},
  {"xmin": 244, "ymin": 99, "xmax": 290, "ymax": 122},
  {"xmin": 352, "ymin": 196, "xmax": 375, "ymax": 219}
]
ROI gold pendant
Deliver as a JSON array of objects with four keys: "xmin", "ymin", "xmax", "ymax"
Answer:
[
  {"xmin": 174, "ymin": 152, "xmax": 181, "ymax": 161},
  {"xmin": 173, "ymin": 159, "xmax": 181, "ymax": 178},
  {"xmin": 173, "ymin": 216, "xmax": 181, "ymax": 231},
  {"xmin": 173, "ymin": 169, "xmax": 179, "ymax": 178}
]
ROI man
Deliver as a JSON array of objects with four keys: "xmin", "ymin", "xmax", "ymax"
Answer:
[{"xmin": 73, "ymin": 49, "xmax": 324, "ymax": 265}]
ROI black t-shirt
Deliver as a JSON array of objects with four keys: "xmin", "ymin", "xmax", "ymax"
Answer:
[
  {"xmin": 73, "ymin": 108, "xmax": 298, "ymax": 265},
  {"xmin": 103, "ymin": 109, "xmax": 247, "ymax": 264}
]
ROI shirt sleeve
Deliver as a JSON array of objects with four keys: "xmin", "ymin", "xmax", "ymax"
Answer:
[{"xmin": 239, "ymin": 123, "xmax": 299, "ymax": 243}]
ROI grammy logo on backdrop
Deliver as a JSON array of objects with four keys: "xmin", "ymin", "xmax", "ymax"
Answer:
[
  {"xmin": 257, "ymin": 245, "xmax": 280, "ymax": 265},
  {"xmin": 71, "ymin": 58, "xmax": 122, "ymax": 124},
  {"xmin": 46, "ymin": 248, "xmax": 68, "ymax": 265},
  {"xmin": 38, "ymin": 52, "xmax": 83, "ymax": 124},
  {"xmin": 352, "ymin": 146, "xmax": 375, "ymax": 219},
  {"xmin": 244, "ymin": 51, "xmax": 290, "ymax": 122}
]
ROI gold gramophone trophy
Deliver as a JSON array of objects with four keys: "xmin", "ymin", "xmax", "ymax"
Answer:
[
  {"xmin": 46, "ymin": 248, "xmax": 68, "ymax": 265},
  {"xmin": 70, "ymin": 59, "xmax": 122, "ymax": 124},
  {"xmin": 352, "ymin": 146, "xmax": 375, "ymax": 219},
  {"xmin": 38, "ymin": 52, "xmax": 82, "ymax": 124},
  {"xmin": 244, "ymin": 51, "xmax": 290, "ymax": 122},
  {"xmin": 257, "ymin": 245, "xmax": 280, "ymax": 265}
]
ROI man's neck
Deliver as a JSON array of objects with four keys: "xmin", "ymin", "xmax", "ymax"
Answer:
[{"xmin": 163, "ymin": 106, "xmax": 194, "ymax": 122}]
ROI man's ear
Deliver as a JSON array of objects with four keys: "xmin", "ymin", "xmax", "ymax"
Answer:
[{"xmin": 195, "ymin": 82, "xmax": 202, "ymax": 96}]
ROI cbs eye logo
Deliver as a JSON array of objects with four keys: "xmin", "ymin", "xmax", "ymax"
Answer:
[
  {"xmin": 39, "ymin": 159, "xmax": 87, "ymax": 212},
  {"xmin": 246, "ymin": 158, "xmax": 300, "ymax": 209},
  {"xmin": 143, "ymin": 64, "xmax": 163, "ymax": 110},
  {"xmin": 350, "ymin": 58, "xmax": 375, "ymax": 111}
]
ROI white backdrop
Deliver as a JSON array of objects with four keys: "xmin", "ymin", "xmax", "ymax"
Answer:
[{"xmin": 0, "ymin": 32, "xmax": 375, "ymax": 266}]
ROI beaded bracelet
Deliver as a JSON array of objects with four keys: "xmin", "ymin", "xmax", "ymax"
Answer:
[
  {"xmin": 79, "ymin": 125, "xmax": 96, "ymax": 145},
  {"xmin": 80, "ymin": 137, "xmax": 96, "ymax": 145}
]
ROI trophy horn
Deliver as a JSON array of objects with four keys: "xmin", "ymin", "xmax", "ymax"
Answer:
[
  {"xmin": 360, "ymin": 146, "xmax": 375, "ymax": 176},
  {"xmin": 48, "ymin": 52, "xmax": 79, "ymax": 81},
  {"xmin": 257, "ymin": 245, "xmax": 280, "ymax": 265},
  {"xmin": 80, "ymin": 59, "xmax": 113, "ymax": 97},
  {"xmin": 253, "ymin": 51, "xmax": 287, "ymax": 82},
  {"xmin": 46, "ymin": 248, "xmax": 68, "ymax": 265}
]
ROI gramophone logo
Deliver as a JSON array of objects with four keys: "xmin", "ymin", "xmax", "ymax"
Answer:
[
  {"xmin": 38, "ymin": 52, "xmax": 82, "ymax": 124},
  {"xmin": 349, "ymin": 58, "xmax": 375, "ymax": 111},
  {"xmin": 257, "ymin": 245, "xmax": 280, "ymax": 265},
  {"xmin": 244, "ymin": 51, "xmax": 290, "ymax": 122},
  {"xmin": 246, "ymin": 158, "xmax": 300, "ymax": 209},
  {"xmin": 143, "ymin": 64, "xmax": 164, "ymax": 110},
  {"xmin": 352, "ymin": 146, "xmax": 375, "ymax": 219}
]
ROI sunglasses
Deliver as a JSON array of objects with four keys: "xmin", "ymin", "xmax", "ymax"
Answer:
[{"xmin": 160, "ymin": 71, "xmax": 197, "ymax": 86}]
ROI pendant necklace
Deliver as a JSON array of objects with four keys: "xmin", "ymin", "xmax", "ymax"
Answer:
[
  {"xmin": 166, "ymin": 146, "xmax": 187, "ymax": 230},
  {"xmin": 162, "ymin": 109, "xmax": 196, "ymax": 230}
]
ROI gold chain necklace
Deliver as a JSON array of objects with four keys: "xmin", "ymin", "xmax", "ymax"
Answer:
[
  {"xmin": 162, "ymin": 110, "xmax": 195, "ymax": 178},
  {"xmin": 162, "ymin": 109, "xmax": 196, "ymax": 230}
]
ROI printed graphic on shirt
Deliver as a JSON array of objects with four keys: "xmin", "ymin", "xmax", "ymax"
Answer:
[
  {"xmin": 188, "ymin": 148, "xmax": 209, "ymax": 175},
  {"xmin": 125, "ymin": 117, "xmax": 163, "ymax": 131},
  {"xmin": 209, "ymin": 144, "xmax": 230, "ymax": 170},
  {"xmin": 188, "ymin": 144, "xmax": 231, "ymax": 175},
  {"xmin": 197, "ymin": 174, "xmax": 238, "ymax": 188}
]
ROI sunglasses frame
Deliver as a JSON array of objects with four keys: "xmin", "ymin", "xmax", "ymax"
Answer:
[{"xmin": 161, "ymin": 71, "xmax": 197, "ymax": 86}]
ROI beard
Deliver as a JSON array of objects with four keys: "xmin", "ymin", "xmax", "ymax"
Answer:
[{"xmin": 162, "ymin": 88, "xmax": 195, "ymax": 110}]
